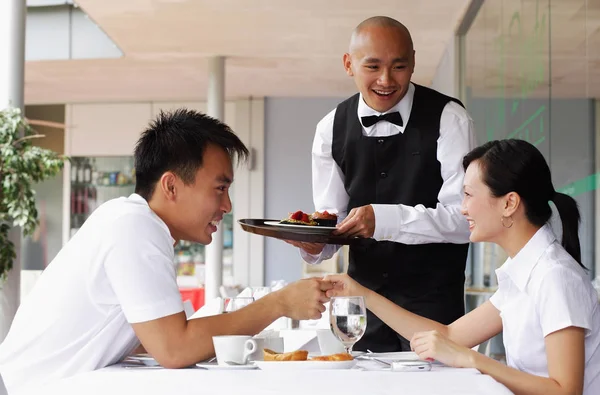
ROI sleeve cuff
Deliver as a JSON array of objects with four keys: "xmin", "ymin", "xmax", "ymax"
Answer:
[
  {"xmin": 125, "ymin": 298, "xmax": 184, "ymax": 324},
  {"xmin": 299, "ymin": 244, "xmax": 338, "ymax": 265},
  {"xmin": 542, "ymin": 319, "xmax": 592, "ymax": 338},
  {"xmin": 300, "ymin": 248, "xmax": 322, "ymax": 264},
  {"xmin": 372, "ymin": 204, "xmax": 402, "ymax": 241}
]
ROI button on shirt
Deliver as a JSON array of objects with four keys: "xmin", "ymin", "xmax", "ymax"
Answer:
[
  {"xmin": 490, "ymin": 225, "xmax": 600, "ymax": 394},
  {"xmin": 304, "ymin": 83, "xmax": 477, "ymax": 263}
]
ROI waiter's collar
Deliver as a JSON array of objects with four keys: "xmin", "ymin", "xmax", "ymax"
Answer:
[{"xmin": 357, "ymin": 82, "xmax": 415, "ymax": 132}]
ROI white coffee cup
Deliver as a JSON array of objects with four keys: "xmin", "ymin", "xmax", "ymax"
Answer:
[
  {"xmin": 212, "ymin": 335, "xmax": 257, "ymax": 366},
  {"xmin": 316, "ymin": 329, "xmax": 345, "ymax": 355}
]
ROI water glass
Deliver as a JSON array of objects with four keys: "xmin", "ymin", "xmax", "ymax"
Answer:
[{"xmin": 329, "ymin": 296, "xmax": 367, "ymax": 354}]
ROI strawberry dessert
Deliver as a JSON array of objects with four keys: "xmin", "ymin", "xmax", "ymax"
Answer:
[{"xmin": 280, "ymin": 210, "xmax": 317, "ymax": 226}]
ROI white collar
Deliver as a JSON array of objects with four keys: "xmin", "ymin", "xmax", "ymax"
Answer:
[
  {"xmin": 357, "ymin": 82, "xmax": 415, "ymax": 132},
  {"xmin": 129, "ymin": 193, "xmax": 177, "ymax": 246},
  {"xmin": 496, "ymin": 224, "xmax": 556, "ymax": 292}
]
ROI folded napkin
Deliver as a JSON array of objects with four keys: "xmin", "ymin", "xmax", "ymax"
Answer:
[
  {"xmin": 189, "ymin": 297, "xmax": 223, "ymax": 319},
  {"xmin": 278, "ymin": 329, "xmax": 320, "ymax": 353},
  {"xmin": 236, "ymin": 287, "xmax": 253, "ymax": 298},
  {"xmin": 182, "ymin": 300, "xmax": 195, "ymax": 319}
]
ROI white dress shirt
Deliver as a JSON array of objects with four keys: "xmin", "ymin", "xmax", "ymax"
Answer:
[
  {"xmin": 490, "ymin": 225, "xmax": 600, "ymax": 394},
  {"xmin": 303, "ymin": 83, "xmax": 477, "ymax": 263},
  {"xmin": 0, "ymin": 194, "xmax": 183, "ymax": 392}
]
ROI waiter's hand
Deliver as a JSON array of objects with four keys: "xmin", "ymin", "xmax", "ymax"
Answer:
[
  {"xmin": 334, "ymin": 205, "xmax": 375, "ymax": 238},
  {"xmin": 283, "ymin": 240, "xmax": 326, "ymax": 255}
]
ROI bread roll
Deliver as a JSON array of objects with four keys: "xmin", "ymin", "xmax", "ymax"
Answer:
[
  {"xmin": 310, "ymin": 353, "xmax": 354, "ymax": 361},
  {"xmin": 263, "ymin": 348, "xmax": 309, "ymax": 361}
]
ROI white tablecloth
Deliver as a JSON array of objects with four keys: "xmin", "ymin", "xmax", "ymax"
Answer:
[{"xmin": 14, "ymin": 362, "xmax": 513, "ymax": 395}]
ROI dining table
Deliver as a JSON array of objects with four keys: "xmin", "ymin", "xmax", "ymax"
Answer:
[{"xmin": 13, "ymin": 359, "xmax": 513, "ymax": 395}]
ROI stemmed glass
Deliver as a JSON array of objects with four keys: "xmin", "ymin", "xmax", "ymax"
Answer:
[{"xmin": 329, "ymin": 296, "xmax": 367, "ymax": 354}]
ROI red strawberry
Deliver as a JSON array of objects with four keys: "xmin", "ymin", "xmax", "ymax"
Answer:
[
  {"xmin": 301, "ymin": 213, "xmax": 310, "ymax": 223},
  {"xmin": 290, "ymin": 211, "xmax": 303, "ymax": 220}
]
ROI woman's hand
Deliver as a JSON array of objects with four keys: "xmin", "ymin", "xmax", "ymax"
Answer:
[
  {"xmin": 322, "ymin": 273, "xmax": 369, "ymax": 299},
  {"xmin": 410, "ymin": 330, "xmax": 475, "ymax": 368}
]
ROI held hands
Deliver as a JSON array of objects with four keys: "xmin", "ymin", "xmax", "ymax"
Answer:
[
  {"xmin": 334, "ymin": 205, "xmax": 375, "ymax": 238},
  {"xmin": 277, "ymin": 278, "xmax": 333, "ymax": 320},
  {"xmin": 322, "ymin": 274, "xmax": 369, "ymax": 300},
  {"xmin": 410, "ymin": 330, "xmax": 475, "ymax": 368}
]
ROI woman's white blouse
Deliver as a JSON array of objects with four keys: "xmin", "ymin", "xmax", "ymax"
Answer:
[{"xmin": 490, "ymin": 224, "xmax": 600, "ymax": 394}]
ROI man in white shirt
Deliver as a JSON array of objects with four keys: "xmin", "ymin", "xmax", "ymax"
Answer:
[
  {"xmin": 292, "ymin": 16, "xmax": 476, "ymax": 351},
  {"xmin": 0, "ymin": 109, "xmax": 332, "ymax": 392}
]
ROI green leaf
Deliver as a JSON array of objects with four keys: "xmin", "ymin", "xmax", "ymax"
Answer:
[{"xmin": 0, "ymin": 107, "xmax": 68, "ymax": 282}]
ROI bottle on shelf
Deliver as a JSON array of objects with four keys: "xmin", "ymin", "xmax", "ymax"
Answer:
[
  {"xmin": 70, "ymin": 159, "xmax": 78, "ymax": 183},
  {"xmin": 83, "ymin": 159, "xmax": 92, "ymax": 184},
  {"xmin": 77, "ymin": 159, "xmax": 85, "ymax": 185},
  {"xmin": 91, "ymin": 159, "xmax": 98, "ymax": 185}
]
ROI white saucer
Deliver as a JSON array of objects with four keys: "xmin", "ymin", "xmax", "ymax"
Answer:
[{"xmin": 195, "ymin": 362, "xmax": 258, "ymax": 370}]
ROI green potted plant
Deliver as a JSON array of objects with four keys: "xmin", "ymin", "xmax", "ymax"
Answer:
[{"xmin": 0, "ymin": 107, "xmax": 66, "ymax": 281}]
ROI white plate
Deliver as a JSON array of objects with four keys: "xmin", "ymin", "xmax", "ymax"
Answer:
[
  {"xmin": 253, "ymin": 359, "xmax": 357, "ymax": 371},
  {"xmin": 195, "ymin": 362, "xmax": 258, "ymax": 370}
]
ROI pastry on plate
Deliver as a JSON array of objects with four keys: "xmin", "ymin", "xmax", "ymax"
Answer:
[
  {"xmin": 279, "ymin": 210, "xmax": 317, "ymax": 226},
  {"xmin": 311, "ymin": 210, "xmax": 338, "ymax": 227},
  {"xmin": 310, "ymin": 353, "xmax": 354, "ymax": 361},
  {"xmin": 263, "ymin": 348, "xmax": 309, "ymax": 361}
]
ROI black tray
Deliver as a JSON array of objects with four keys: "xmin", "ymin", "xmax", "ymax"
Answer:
[{"xmin": 238, "ymin": 219, "xmax": 360, "ymax": 245}]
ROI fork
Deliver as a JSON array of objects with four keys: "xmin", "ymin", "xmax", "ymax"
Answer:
[{"xmin": 361, "ymin": 349, "xmax": 391, "ymax": 366}]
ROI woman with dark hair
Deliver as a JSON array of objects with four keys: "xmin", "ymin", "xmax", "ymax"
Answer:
[{"xmin": 325, "ymin": 139, "xmax": 600, "ymax": 395}]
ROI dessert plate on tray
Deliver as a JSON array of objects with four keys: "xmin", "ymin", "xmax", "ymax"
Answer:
[{"xmin": 238, "ymin": 219, "xmax": 360, "ymax": 245}]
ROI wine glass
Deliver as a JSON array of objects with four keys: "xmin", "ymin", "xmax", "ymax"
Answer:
[{"xmin": 329, "ymin": 296, "xmax": 367, "ymax": 354}]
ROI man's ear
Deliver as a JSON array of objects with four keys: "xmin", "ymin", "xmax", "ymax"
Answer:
[
  {"xmin": 158, "ymin": 172, "xmax": 178, "ymax": 201},
  {"xmin": 503, "ymin": 192, "xmax": 521, "ymax": 217},
  {"xmin": 343, "ymin": 53, "xmax": 354, "ymax": 77}
]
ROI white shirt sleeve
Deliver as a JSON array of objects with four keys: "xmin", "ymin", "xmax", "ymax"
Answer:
[
  {"xmin": 372, "ymin": 101, "xmax": 476, "ymax": 244},
  {"xmin": 489, "ymin": 288, "xmax": 505, "ymax": 311},
  {"xmin": 103, "ymin": 213, "xmax": 184, "ymax": 324},
  {"xmin": 535, "ymin": 266, "xmax": 595, "ymax": 337},
  {"xmin": 301, "ymin": 109, "xmax": 345, "ymax": 264}
]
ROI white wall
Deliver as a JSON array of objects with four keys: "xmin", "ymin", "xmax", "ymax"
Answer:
[
  {"xmin": 430, "ymin": 35, "xmax": 458, "ymax": 98},
  {"xmin": 263, "ymin": 97, "xmax": 345, "ymax": 284}
]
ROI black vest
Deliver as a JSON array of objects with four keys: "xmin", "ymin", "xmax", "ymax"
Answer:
[{"xmin": 332, "ymin": 84, "xmax": 469, "ymax": 323}]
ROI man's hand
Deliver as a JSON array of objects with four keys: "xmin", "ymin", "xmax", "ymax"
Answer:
[
  {"xmin": 283, "ymin": 240, "xmax": 326, "ymax": 255},
  {"xmin": 334, "ymin": 205, "xmax": 375, "ymax": 238},
  {"xmin": 275, "ymin": 278, "xmax": 333, "ymax": 320}
]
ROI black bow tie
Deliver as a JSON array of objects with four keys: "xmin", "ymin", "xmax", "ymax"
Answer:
[{"xmin": 361, "ymin": 111, "xmax": 403, "ymax": 128}]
